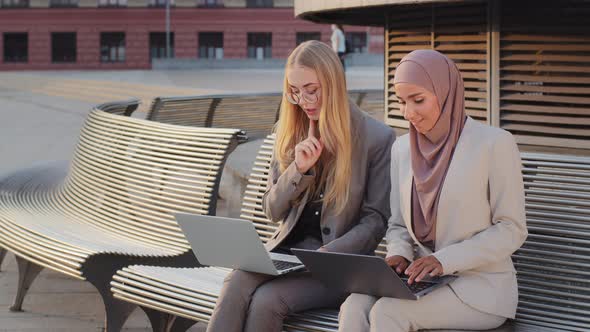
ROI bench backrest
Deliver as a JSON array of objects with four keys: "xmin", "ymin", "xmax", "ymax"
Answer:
[
  {"xmin": 240, "ymin": 135, "xmax": 590, "ymax": 331},
  {"xmin": 146, "ymin": 90, "xmax": 384, "ymax": 139},
  {"xmin": 512, "ymin": 152, "xmax": 590, "ymax": 331},
  {"xmin": 61, "ymin": 109, "xmax": 240, "ymax": 254},
  {"xmin": 147, "ymin": 93, "xmax": 280, "ymax": 140}
]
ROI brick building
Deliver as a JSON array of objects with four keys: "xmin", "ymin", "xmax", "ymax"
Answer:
[{"xmin": 0, "ymin": 0, "xmax": 383, "ymax": 70}]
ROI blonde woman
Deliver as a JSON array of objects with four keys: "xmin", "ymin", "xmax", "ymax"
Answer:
[{"xmin": 206, "ymin": 40, "xmax": 396, "ymax": 332}]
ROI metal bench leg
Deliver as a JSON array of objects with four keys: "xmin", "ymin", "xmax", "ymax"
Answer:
[
  {"xmin": 83, "ymin": 256, "xmax": 138, "ymax": 332},
  {"xmin": 142, "ymin": 307, "xmax": 174, "ymax": 332},
  {"xmin": 0, "ymin": 248, "xmax": 7, "ymax": 272},
  {"xmin": 83, "ymin": 251, "xmax": 200, "ymax": 332},
  {"xmin": 9, "ymin": 255, "xmax": 43, "ymax": 312},
  {"xmin": 169, "ymin": 316, "xmax": 198, "ymax": 332},
  {"xmin": 101, "ymin": 289, "xmax": 137, "ymax": 332},
  {"xmin": 141, "ymin": 307, "xmax": 197, "ymax": 332}
]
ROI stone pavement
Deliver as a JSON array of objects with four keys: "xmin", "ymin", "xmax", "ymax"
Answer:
[
  {"xmin": 0, "ymin": 255, "xmax": 208, "ymax": 332},
  {"xmin": 0, "ymin": 66, "xmax": 382, "ymax": 331}
]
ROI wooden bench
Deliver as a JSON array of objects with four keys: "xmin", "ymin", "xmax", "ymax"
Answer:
[
  {"xmin": 111, "ymin": 136, "xmax": 590, "ymax": 332},
  {"xmin": 145, "ymin": 89, "xmax": 384, "ymax": 142},
  {"xmin": 0, "ymin": 99, "xmax": 141, "ymax": 273},
  {"xmin": 0, "ymin": 102, "xmax": 242, "ymax": 332}
]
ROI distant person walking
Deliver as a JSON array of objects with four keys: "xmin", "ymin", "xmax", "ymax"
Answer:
[{"xmin": 331, "ymin": 24, "xmax": 347, "ymax": 71}]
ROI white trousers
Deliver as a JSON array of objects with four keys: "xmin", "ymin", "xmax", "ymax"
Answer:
[{"xmin": 338, "ymin": 285, "xmax": 506, "ymax": 332}]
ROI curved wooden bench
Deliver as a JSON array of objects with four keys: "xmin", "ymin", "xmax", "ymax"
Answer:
[
  {"xmin": 111, "ymin": 134, "xmax": 590, "ymax": 332},
  {"xmin": 0, "ymin": 99, "xmax": 141, "ymax": 273},
  {"xmin": 0, "ymin": 105, "xmax": 241, "ymax": 332}
]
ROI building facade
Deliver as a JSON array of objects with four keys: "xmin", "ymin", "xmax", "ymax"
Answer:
[
  {"xmin": 296, "ymin": 0, "xmax": 590, "ymax": 155},
  {"xmin": 0, "ymin": 0, "xmax": 384, "ymax": 70}
]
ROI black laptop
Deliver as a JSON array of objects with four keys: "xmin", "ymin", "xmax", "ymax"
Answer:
[{"xmin": 291, "ymin": 248, "xmax": 457, "ymax": 300}]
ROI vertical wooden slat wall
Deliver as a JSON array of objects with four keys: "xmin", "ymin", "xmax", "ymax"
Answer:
[
  {"xmin": 499, "ymin": 1, "xmax": 590, "ymax": 150},
  {"xmin": 436, "ymin": 4, "xmax": 489, "ymax": 123},
  {"xmin": 386, "ymin": 6, "xmax": 432, "ymax": 131},
  {"xmin": 385, "ymin": 0, "xmax": 590, "ymax": 152},
  {"xmin": 385, "ymin": 2, "xmax": 489, "ymax": 133}
]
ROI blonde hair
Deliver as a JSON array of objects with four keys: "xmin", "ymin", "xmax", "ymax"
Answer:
[{"xmin": 275, "ymin": 40, "xmax": 352, "ymax": 215}]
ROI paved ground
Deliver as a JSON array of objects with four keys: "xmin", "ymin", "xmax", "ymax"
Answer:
[{"xmin": 0, "ymin": 66, "xmax": 382, "ymax": 331}]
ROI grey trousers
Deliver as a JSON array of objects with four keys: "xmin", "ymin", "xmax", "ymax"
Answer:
[
  {"xmin": 338, "ymin": 285, "xmax": 506, "ymax": 332},
  {"xmin": 206, "ymin": 269, "xmax": 346, "ymax": 332}
]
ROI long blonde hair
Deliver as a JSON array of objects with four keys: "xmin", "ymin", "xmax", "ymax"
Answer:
[{"xmin": 275, "ymin": 40, "xmax": 352, "ymax": 215}]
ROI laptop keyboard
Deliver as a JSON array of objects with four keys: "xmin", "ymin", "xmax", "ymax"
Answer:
[
  {"xmin": 272, "ymin": 260, "xmax": 302, "ymax": 271},
  {"xmin": 400, "ymin": 277, "xmax": 437, "ymax": 294}
]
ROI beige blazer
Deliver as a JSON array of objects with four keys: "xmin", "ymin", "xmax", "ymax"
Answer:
[
  {"xmin": 263, "ymin": 102, "xmax": 396, "ymax": 255},
  {"xmin": 386, "ymin": 117, "xmax": 528, "ymax": 318}
]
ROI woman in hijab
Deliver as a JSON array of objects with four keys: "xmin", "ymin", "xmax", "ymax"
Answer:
[{"xmin": 338, "ymin": 50, "xmax": 528, "ymax": 331}]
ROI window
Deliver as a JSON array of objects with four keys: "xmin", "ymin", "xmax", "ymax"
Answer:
[
  {"xmin": 98, "ymin": 0, "xmax": 126, "ymax": 7},
  {"xmin": 199, "ymin": 32, "xmax": 223, "ymax": 59},
  {"xmin": 149, "ymin": 0, "xmax": 173, "ymax": 7},
  {"xmin": 100, "ymin": 32, "xmax": 125, "ymax": 63},
  {"xmin": 296, "ymin": 32, "xmax": 321, "ymax": 46},
  {"xmin": 247, "ymin": 33, "xmax": 271, "ymax": 59},
  {"xmin": 150, "ymin": 32, "xmax": 174, "ymax": 60},
  {"xmin": 51, "ymin": 32, "xmax": 76, "ymax": 63},
  {"xmin": 3, "ymin": 33, "xmax": 28, "ymax": 63},
  {"xmin": 1, "ymin": 0, "xmax": 29, "ymax": 7},
  {"xmin": 49, "ymin": 0, "xmax": 78, "ymax": 7},
  {"xmin": 197, "ymin": 0, "xmax": 222, "ymax": 7},
  {"xmin": 246, "ymin": 0, "xmax": 271, "ymax": 8},
  {"xmin": 345, "ymin": 32, "xmax": 368, "ymax": 53}
]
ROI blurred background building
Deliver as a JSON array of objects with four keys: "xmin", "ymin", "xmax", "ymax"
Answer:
[
  {"xmin": 0, "ymin": 0, "xmax": 383, "ymax": 70},
  {"xmin": 296, "ymin": 0, "xmax": 590, "ymax": 154}
]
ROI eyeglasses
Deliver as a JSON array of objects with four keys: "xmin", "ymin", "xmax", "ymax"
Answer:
[{"xmin": 285, "ymin": 87, "xmax": 321, "ymax": 105}]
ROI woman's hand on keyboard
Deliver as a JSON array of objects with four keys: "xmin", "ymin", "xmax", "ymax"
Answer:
[
  {"xmin": 405, "ymin": 255, "xmax": 443, "ymax": 284},
  {"xmin": 385, "ymin": 255, "xmax": 410, "ymax": 275}
]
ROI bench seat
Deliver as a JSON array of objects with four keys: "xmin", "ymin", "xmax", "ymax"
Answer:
[
  {"xmin": 111, "ymin": 134, "xmax": 590, "ymax": 332},
  {"xmin": 113, "ymin": 264, "xmax": 559, "ymax": 332}
]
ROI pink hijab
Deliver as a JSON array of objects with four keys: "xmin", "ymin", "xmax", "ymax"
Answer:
[{"xmin": 393, "ymin": 50, "xmax": 466, "ymax": 251}]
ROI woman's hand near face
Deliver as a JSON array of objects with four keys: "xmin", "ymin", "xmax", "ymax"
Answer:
[
  {"xmin": 405, "ymin": 255, "xmax": 443, "ymax": 284},
  {"xmin": 295, "ymin": 119, "xmax": 324, "ymax": 174}
]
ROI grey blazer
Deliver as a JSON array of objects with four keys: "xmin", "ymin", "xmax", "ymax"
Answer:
[
  {"xmin": 263, "ymin": 101, "xmax": 396, "ymax": 255},
  {"xmin": 386, "ymin": 117, "xmax": 528, "ymax": 318}
]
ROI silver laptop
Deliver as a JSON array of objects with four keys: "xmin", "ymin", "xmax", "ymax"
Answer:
[
  {"xmin": 292, "ymin": 248, "xmax": 457, "ymax": 300},
  {"xmin": 176, "ymin": 213, "xmax": 305, "ymax": 276}
]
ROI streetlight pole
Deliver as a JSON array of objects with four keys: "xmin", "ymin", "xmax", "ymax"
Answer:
[{"xmin": 165, "ymin": 0, "xmax": 171, "ymax": 59}]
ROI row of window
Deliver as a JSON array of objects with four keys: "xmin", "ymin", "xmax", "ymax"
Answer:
[
  {"xmin": 3, "ymin": 31, "xmax": 367, "ymax": 63},
  {"xmin": 0, "ymin": 0, "xmax": 272, "ymax": 8}
]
